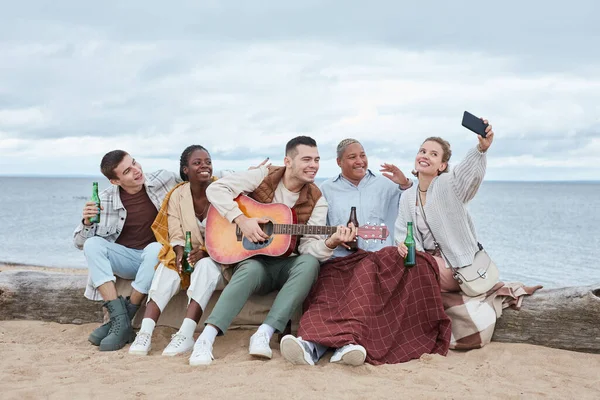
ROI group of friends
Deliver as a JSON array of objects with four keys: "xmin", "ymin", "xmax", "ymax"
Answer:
[{"xmin": 74, "ymin": 119, "xmax": 495, "ymax": 366}]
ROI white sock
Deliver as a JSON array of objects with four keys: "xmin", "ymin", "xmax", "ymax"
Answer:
[
  {"xmin": 179, "ymin": 318, "xmax": 198, "ymax": 339},
  {"xmin": 140, "ymin": 318, "xmax": 156, "ymax": 335},
  {"xmin": 198, "ymin": 325, "xmax": 219, "ymax": 345},
  {"xmin": 256, "ymin": 324, "xmax": 275, "ymax": 340}
]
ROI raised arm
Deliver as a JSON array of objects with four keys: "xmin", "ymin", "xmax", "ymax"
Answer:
[{"xmin": 450, "ymin": 119, "xmax": 494, "ymax": 203}]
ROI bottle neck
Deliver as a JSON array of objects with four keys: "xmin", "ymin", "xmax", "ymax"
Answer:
[{"xmin": 406, "ymin": 222, "xmax": 414, "ymax": 236}]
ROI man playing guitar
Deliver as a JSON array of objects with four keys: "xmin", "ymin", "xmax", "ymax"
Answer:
[{"xmin": 187, "ymin": 136, "xmax": 355, "ymax": 366}]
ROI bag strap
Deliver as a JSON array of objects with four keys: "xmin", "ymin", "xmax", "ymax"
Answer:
[
  {"xmin": 416, "ymin": 189, "xmax": 454, "ymax": 270},
  {"xmin": 416, "ymin": 190, "xmax": 485, "ymax": 273}
]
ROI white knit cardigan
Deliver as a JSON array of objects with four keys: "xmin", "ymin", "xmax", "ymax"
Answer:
[{"xmin": 394, "ymin": 146, "xmax": 487, "ymax": 268}]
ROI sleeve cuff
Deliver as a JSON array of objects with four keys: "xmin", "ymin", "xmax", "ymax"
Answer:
[
  {"xmin": 399, "ymin": 179, "xmax": 413, "ymax": 190},
  {"xmin": 225, "ymin": 209, "xmax": 244, "ymax": 223}
]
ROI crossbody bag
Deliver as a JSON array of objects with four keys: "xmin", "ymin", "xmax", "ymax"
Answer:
[{"xmin": 416, "ymin": 190, "xmax": 499, "ymax": 297}]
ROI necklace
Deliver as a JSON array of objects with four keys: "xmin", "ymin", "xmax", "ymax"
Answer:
[
  {"xmin": 195, "ymin": 201, "xmax": 210, "ymax": 220},
  {"xmin": 418, "ymin": 186, "xmax": 428, "ymax": 193}
]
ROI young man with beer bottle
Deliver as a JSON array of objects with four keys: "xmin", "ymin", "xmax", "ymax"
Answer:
[
  {"xmin": 75, "ymin": 150, "xmax": 259, "ymax": 352},
  {"xmin": 74, "ymin": 150, "xmax": 181, "ymax": 352},
  {"xmin": 280, "ymin": 138, "xmax": 412, "ymax": 366}
]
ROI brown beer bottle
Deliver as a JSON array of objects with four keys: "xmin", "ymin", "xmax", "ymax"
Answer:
[{"xmin": 345, "ymin": 206, "xmax": 359, "ymax": 251}]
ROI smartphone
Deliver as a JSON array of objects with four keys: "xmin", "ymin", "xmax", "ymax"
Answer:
[{"xmin": 461, "ymin": 111, "xmax": 488, "ymax": 138}]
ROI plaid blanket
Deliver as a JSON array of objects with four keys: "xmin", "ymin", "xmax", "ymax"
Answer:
[
  {"xmin": 298, "ymin": 247, "xmax": 452, "ymax": 365},
  {"xmin": 443, "ymin": 282, "xmax": 543, "ymax": 350}
]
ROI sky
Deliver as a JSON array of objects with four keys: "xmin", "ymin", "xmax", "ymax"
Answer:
[{"xmin": 1, "ymin": 1, "xmax": 599, "ymax": 180}]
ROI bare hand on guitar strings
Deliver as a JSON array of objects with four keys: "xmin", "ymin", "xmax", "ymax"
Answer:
[{"xmin": 234, "ymin": 214, "xmax": 271, "ymax": 243}]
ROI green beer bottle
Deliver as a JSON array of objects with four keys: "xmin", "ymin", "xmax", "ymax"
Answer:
[
  {"xmin": 89, "ymin": 182, "xmax": 100, "ymax": 224},
  {"xmin": 182, "ymin": 231, "xmax": 194, "ymax": 274},
  {"xmin": 404, "ymin": 222, "xmax": 416, "ymax": 268}
]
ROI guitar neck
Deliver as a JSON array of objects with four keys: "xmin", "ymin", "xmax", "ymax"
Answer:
[{"xmin": 273, "ymin": 224, "xmax": 337, "ymax": 236}]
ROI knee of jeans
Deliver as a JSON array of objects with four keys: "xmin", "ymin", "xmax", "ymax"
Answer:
[
  {"xmin": 83, "ymin": 236, "xmax": 108, "ymax": 255},
  {"xmin": 143, "ymin": 242, "xmax": 163, "ymax": 257}
]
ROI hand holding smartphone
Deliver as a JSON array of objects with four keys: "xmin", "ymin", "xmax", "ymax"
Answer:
[{"xmin": 462, "ymin": 111, "xmax": 489, "ymax": 138}]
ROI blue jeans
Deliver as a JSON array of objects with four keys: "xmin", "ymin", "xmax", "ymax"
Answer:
[
  {"xmin": 83, "ymin": 237, "xmax": 161, "ymax": 294},
  {"xmin": 307, "ymin": 341, "xmax": 329, "ymax": 362}
]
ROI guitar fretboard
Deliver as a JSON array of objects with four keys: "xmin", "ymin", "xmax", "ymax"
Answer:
[{"xmin": 273, "ymin": 224, "xmax": 337, "ymax": 236}]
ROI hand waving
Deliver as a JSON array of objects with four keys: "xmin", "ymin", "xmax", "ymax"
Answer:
[{"xmin": 380, "ymin": 163, "xmax": 410, "ymax": 187}]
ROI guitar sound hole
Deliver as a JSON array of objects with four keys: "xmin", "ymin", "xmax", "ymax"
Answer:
[
  {"xmin": 259, "ymin": 221, "xmax": 274, "ymax": 236},
  {"xmin": 241, "ymin": 220, "xmax": 274, "ymax": 250}
]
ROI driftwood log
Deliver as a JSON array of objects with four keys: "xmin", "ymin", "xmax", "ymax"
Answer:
[
  {"xmin": 492, "ymin": 285, "xmax": 600, "ymax": 354},
  {"xmin": 1, "ymin": 268, "xmax": 599, "ymax": 354},
  {"xmin": 0, "ymin": 269, "xmax": 102, "ymax": 324},
  {"xmin": 0, "ymin": 267, "xmax": 299, "ymax": 333}
]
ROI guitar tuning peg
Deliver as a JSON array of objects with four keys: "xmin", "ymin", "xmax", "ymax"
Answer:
[
  {"xmin": 380, "ymin": 223, "xmax": 385, "ymax": 226},
  {"xmin": 366, "ymin": 221, "xmax": 370, "ymax": 225}
]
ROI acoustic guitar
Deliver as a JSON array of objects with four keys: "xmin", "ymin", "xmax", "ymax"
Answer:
[{"xmin": 205, "ymin": 194, "xmax": 389, "ymax": 264}]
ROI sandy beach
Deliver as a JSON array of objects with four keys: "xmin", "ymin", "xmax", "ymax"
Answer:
[{"xmin": 1, "ymin": 320, "xmax": 599, "ymax": 400}]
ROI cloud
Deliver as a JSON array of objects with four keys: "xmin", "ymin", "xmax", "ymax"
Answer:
[{"xmin": 0, "ymin": 1, "xmax": 599, "ymax": 180}]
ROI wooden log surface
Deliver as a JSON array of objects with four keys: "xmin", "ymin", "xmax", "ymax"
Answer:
[
  {"xmin": 1, "ymin": 265, "xmax": 599, "ymax": 354},
  {"xmin": 0, "ymin": 267, "xmax": 101, "ymax": 324},
  {"xmin": 492, "ymin": 284, "xmax": 600, "ymax": 354}
]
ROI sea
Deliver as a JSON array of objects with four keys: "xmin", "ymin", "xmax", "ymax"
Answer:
[{"xmin": 0, "ymin": 176, "xmax": 598, "ymax": 288}]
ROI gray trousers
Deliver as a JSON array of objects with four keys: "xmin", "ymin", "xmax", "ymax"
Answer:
[{"xmin": 205, "ymin": 254, "xmax": 320, "ymax": 334}]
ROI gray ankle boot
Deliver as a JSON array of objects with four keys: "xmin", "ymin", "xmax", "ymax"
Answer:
[
  {"xmin": 99, "ymin": 296, "xmax": 135, "ymax": 351},
  {"xmin": 88, "ymin": 296, "xmax": 140, "ymax": 346}
]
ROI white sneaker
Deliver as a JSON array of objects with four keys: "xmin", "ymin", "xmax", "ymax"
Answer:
[
  {"xmin": 162, "ymin": 332, "xmax": 195, "ymax": 356},
  {"xmin": 330, "ymin": 344, "xmax": 366, "ymax": 366},
  {"xmin": 128, "ymin": 332, "xmax": 152, "ymax": 356},
  {"xmin": 279, "ymin": 335, "xmax": 315, "ymax": 366},
  {"xmin": 249, "ymin": 331, "xmax": 273, "ymax": 359},
  {"xmin": 189, "ymin": 339, "xmax": 214, "ymax": 366}
]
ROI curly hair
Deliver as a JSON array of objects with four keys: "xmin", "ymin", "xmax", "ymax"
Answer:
[{"xmin": 180, "ymin": 145, "xmax": 210, "ymax": 181}]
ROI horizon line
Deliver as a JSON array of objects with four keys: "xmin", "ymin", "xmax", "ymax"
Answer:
[{"xmin": 0, "ymin": 174, "xmax": 599, "ymax": 183}]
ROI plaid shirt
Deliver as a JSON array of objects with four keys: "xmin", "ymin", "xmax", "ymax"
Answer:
[{"xmin": 73, "ymin": 169, "xmax": 181, "ymax": 250}]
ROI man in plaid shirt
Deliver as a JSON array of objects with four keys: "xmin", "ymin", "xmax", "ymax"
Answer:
[{"xmin": 73, "ymin": 150, "xmax": 180, "ymax": 352}]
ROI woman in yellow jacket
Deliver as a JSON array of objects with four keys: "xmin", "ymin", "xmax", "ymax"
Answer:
[{"xmin": 128, "ymin": 145, "xmax": 229, "ymax": 364}]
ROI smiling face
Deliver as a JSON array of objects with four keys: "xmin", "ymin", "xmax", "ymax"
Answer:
[
  {"xmin": 110, "ymin": 155, "xmax": 145, "ymax": 190},
  {"xmin": 415, "ymin": 140, "xmax": 448, "ymax": 177},
  {"xmin": 285, "ymin": 144, "xmax": 320, "ymax": 184},
  {"xmin": 183, "ymin": 149, "xmax": 213, "ymax": 184},
  {"xmin": 337, "ymin": 142, "xmax": 367, "ymax": 184}
]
